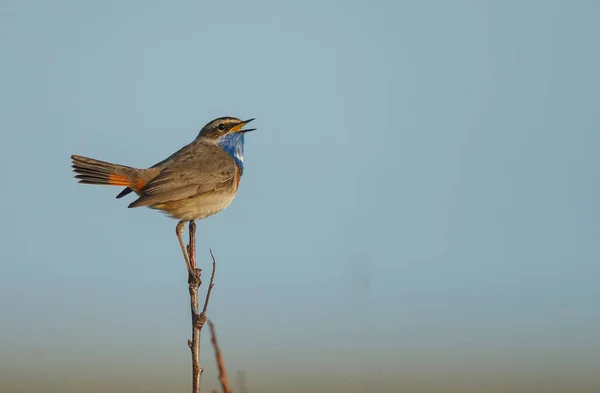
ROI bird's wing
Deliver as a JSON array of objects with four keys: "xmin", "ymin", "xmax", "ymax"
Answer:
[
  {"xmin": 116, "ymin": 141, "xmax": 196, "ymax": 199},
  {"xmin": 128, "ymin": 141, "xmax": 237, "ymax": 208}
]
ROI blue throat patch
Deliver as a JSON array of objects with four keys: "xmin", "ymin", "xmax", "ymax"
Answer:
[{"xmin": 217, "ymin": 132, "xmax": 245, "ymax": 173}]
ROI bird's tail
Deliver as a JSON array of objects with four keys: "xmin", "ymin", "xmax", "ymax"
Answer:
[{"xmin": 71, "ymin": 154, "xmax": 140, "ymax": 189}]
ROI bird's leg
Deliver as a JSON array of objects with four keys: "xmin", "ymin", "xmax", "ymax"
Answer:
[{"xmin": 176, "ymin": 220, "xmax": 192, "ymax": 272}]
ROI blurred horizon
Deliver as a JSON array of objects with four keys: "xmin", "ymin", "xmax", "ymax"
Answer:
[{"xmin": 1, "ymin": 0, "xmax": 600, "ymax": 391}]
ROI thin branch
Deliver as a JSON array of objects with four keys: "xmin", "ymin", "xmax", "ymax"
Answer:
[
  {"xmin": 187, "ymin": 221, "xmax": 202, "ymax": 393},
  {"xmin": 209, "ymin": 320, "xmax": 232, "ymax": 393},
  {"xmin": 188, "ymin": 221, "xmax": 197, "ymax": 270},
  {"xmin": 185, "ymin": 223, "xmax": 218, "ymax": 393},
  {"xmin": 202, "ymin": 250, "xmax": 217, "ymax": 315}
]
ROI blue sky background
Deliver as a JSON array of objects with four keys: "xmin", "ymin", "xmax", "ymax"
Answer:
[{"xmin": 1, "ymin": 0, "xmax": 599, "ymax": 391}]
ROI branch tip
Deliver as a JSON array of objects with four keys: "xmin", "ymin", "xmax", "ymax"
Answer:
[{"xmin": 209, "ymin": 320, "xmax": 232, "ymax": 393}]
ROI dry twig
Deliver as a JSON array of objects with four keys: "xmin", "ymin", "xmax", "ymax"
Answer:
[
  {"xmin": 185, "ymin": 221, "xmax": 217, "ymax": 393},
  {"xmin": 209, "ymin": 320, "xmax": 232, "ymax": 393}
]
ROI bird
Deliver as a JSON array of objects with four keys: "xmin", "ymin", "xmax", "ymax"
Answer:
[{"xmin": 71, "ymin": 116, "xmax": 256, "ymax": 271}]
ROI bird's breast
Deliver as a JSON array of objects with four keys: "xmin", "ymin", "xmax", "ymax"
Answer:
[{"xmin": 153, "ymin": 187, "xmax": 238, "ymax": 221}]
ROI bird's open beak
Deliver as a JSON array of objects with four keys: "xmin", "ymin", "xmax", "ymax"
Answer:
[{"xmin": 231, "ymin": 118, "xmax": 256, "ymax": 133}]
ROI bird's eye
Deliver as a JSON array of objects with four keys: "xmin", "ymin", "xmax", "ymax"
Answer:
[{"xmin": 217, "ymin": 123, "xmax": 226, "ymax": 131}]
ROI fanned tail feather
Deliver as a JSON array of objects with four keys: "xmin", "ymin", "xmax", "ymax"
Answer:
[{"xmin": 71, "ymin": 154, "xmax": 138, "ymax": 188}]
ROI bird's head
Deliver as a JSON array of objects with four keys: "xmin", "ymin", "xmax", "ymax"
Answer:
[
  {"xmin": 198, "ymin": 117, "xmax": 256, "ymax": 140},
  {"xmin": 197, "ymin": 117, "xmax": 256, "ymax": 170}
]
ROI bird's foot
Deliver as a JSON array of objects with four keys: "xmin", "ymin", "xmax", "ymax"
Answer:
[
  {"xmin": 194, "ymin": 312, "xmax": 208, "ymax": 329},
  {"xmin": 188, "ymin": 267, "xmax": 202, "ymax": 288}
]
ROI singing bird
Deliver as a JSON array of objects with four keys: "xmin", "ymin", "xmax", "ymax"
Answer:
[{"xmin": 71, "ymin": 117, "xmax": 256, "ymax": 270}]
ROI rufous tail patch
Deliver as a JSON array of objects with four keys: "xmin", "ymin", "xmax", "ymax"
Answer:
[
  {"xmin": 107, "ymin": 174, "xmax": 130, "ymax": 186},
  {"xmin": 108, "ymin": 174, "xmax": 146, "ymax": 190}
]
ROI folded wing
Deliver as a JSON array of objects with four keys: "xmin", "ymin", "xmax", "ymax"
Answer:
[{"xmin": 128, "ymin": 141, "xmax": 238, "ymax": 208}]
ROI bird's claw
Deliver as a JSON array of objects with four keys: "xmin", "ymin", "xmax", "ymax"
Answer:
[{"xmin": 188, "ymin": 267, "xmax": 202, "ymax": 287}]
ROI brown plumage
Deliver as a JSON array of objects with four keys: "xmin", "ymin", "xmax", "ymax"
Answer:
[{"xmin": 71, "ymin": 116, "xmax": 255, "ymax": 271}]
